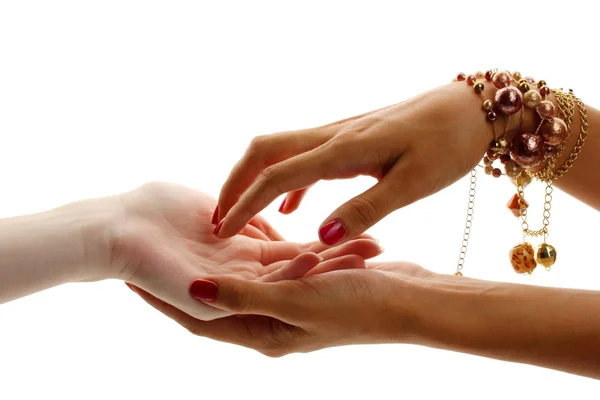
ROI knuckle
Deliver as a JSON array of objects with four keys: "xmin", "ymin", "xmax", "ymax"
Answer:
[
  {"xmin": 247, "ymin": 135, "xmax": 269, "ymax": 160},
  {"xmin": 346, "ymin": 197, "xmax": 379, "ymax": 228},
  {"xmin": 257, "ymin": 166, "xmax": 284, "ymax": 196}
]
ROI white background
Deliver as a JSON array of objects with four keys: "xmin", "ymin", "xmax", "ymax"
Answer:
[{"xmin": 1, "ymin": 1, "xmax": 599, "ymax": 398}]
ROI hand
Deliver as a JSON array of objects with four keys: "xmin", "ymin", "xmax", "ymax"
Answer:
[
  {"xmin": 102, "ymin": 182, "xmax": 382, "ymax": 320},
  {"xmin": 214, "ymin": 82, "xmax": 534, "ymax": 245},
  {"xmin": 129, "ymin": 261, "xmax": 439, "ymax": 356}
]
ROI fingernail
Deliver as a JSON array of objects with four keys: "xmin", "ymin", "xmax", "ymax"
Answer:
[
  {"xmin": 319, "ymin": 219, "xmax": 347, "ymax": 246},
  {"xmin": 213, "ymin": 220, "xmax": 223, "ymax": 236},
  {"xmin": 211, "ymin": 206, "xmax": 219, "ymax": 225},
  {"xmin": 190, "ymin": 280, "xmax": 218, "ymax": 302},
  {"xmin": 278, "ymin": 199, "xmax": 286, "ymax": 213},
  {"xmin": 125, "ymin": 282, "xmax": 137, "ymax": 293}
]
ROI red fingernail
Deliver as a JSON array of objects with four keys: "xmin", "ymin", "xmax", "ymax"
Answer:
[
  {"xmin": 212, "ymin": 206, "xmax": 219, "ymax": 225},
  {"xmin": 278, "ymin": 199, "xmax": 286, "ymax": 213},
  {"xmin": 190, "ymin": 280, "xmax": 218, "ymax": 302},
  {"xmin": 319, "ymin": 219, "xmax": 347, "ymax": 246},
  {"xmin": 213, "ymin": 220, "xmax": 223, "ymax": 236},
  {"xmin": 125, "ymin": 282, "xmax": 137, "ymax": 293}
]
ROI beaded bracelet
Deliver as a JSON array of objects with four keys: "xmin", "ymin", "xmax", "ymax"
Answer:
[{"xmin": 452, "ymin": 70, "xmax": 589, "ymax": 276}]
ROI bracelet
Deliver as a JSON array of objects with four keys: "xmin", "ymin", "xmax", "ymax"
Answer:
[{"xmin": 452, "ymin": 70, "xmax": 589, "ymax": 276}]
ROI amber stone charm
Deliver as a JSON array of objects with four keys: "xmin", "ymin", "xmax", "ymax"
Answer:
[
  {"xmin": 510, "ymin": 243, "xmax": 538, "ymax": 274},
  {"xmin": 495, "ymin": 86, "xmax": 523, "ymax": 115},
  {"xmin": 507, "ymin": 193, "xmax": 529, "ymax": 217},
  {"xmin": 536, "ymin": 244, "xmax": 557, "ymax": 268},
  {"xmin": 510, "ymin": 132, "xmax": 545, "ymax": 167}
]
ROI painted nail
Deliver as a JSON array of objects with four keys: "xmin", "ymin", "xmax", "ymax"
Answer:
[
  {"xmin": 190, "ymin": 280, "xmax": 218, "ymax": 302},
  {"xmin": 278, "ymin": 199, "xmax": 286, "ymax": 213},
  {"xmin": 319, "ymin": 219, "xmax": 347, "ymax": 246},
  {"xmin": 213, "ymin": 220, "xmax": 223, "ymax": 236},
  {"xmin": 212, "ymin": 206, "xmax": 219, "ymax": 225},
  {"xmin": 125, "ymin": 282, "xmax": 137, "ymax": 293}
]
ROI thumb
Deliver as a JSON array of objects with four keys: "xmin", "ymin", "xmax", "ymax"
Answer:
[
  {"xmin": 189, "ymin": 277, "xmax": 293, "ymax": 319},
  {"xmin": 319, "ymin": 174, "xmax": 404, "ymax": 246}
]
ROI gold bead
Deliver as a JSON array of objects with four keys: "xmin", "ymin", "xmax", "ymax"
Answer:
[
  {"xmin": 524, "ymin": 90, "xmax": 542, "ymax": 108},
  {"xmin": 512, "ymin": 71, "xmax": 522, "ymax": 80},
  {"xmin": 510, "ymin": 242, "xmax": 537, "ymax": 274},
  {"xmin": 474, "ymin": 82, "xmax": 484, "ymax": 93},
  {"xmin": 504, "ymin": 160, "xmax": 522, "ymax": 178},
  {"xmin": 454, "ymin": 271, "xmax": 463, "ymax": 276},
  {"xmin": 537, "ymin": 79, "xmax": 547, "ymax": 88},
  {"xmin": 510, "ymin": 171, "xmax": 532, "ymax": 188},
  {"xmin": 482, "ymin": 99, "xmax": 494, "ymax": 111},
  {"xmin": 491, "ymin": 138, "xmax": 509, "ymax": 154},
  {"xmin": 519, "ymin": 82, "xmax": 530, "ymax": 93},
  {"xmin": 536, "ymin": 243, "xmax": 557, "ymax": 268}
]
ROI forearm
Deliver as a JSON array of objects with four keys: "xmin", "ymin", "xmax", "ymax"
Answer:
[
  {"xmin": 0, "ymin": 198, "xmax": 113, "ymax": 304},
  {"xmin": 408, "ymin": 277, "xmax": 600, "ymax": 378}
]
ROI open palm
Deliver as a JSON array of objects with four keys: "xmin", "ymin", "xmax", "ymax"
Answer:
[{"xmin": 109, "ymin": 182, "xmax": 381, "ymax": 320}]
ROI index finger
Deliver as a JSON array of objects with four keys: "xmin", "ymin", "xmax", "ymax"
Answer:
[
  {"xmin": 217, "ymin": 128, "xmax": 334, "ymax": 221},
  {"xmin": 215, "ymin": 145, "xmax": 343, "ymax": 238}
]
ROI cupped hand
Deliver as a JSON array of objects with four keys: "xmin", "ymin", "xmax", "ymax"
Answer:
[
  {"xmin": 214, "ymin": 82, "xmax": 530, "ymax": 245},
  {"xmin": 106, "ymin": 182, "xmax": 382, "ymax": 321},
  {"xmin": 130, "ymin": 261, "xmax": 445, "ymax": 356}
]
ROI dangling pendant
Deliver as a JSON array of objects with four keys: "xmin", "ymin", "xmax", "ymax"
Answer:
[
  {"xmin": 510, "ymin": 242, "xmax": 538, "ymax": 274},
  {"xmin": 536, "ymin": 243, "xmax": 557, "ymax": 269}
]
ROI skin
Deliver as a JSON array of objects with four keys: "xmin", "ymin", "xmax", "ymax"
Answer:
[
  {"xmin": 132, "ymin": 79, "xmax": 600, "ymax": 379},
  {"xmin": 213, "ymin": 82, "xmax": 600, "ymax": 244},
  {"xmin": 0, "ymin": 181, "xmax": 382, "ymax": 321}
]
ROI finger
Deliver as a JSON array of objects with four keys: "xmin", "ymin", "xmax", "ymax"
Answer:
[
  {"xmin": 259, "ymin": 238, "xmax": 382, "ymax": 266},
  {"xmin": 129, "ymin": 284, "xmax": 255, "ymax": 346},
  {"xmin": 278, "ymin": 187, "xmax": 310, "ymax": 215},
  {"xmin": 217, "ymin": 145, "xmax": 350, "ymax": 238},
  {"xmin": 316, "ymin": 238, "xmax": 383, "ymax": 262},
  {"xmin": 217, "ymin": 128, "xmax": 335, "ymax": 221},
  {"xmin": 239, "ymin": 224, "xmax": 271, "ymax": 241},
  {"xmin": 304, "ymin": 254, "xmax": 366, "ymax": 277},
  {"xmin": 259, "ymin": 253, "xmax": 321, "ymax": 283},
  {"xmin": 318, "ymin": 161, "xmax": 413, "ymax": 246},
  {"xmin": 248, "ymin": 214, "xmax": 285, "ymax": 241},
  {"xmin": 190, "ymin": 276, "xmax": 294, "ymax": 320}
]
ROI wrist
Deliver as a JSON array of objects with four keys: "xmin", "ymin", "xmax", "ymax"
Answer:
[{"xmin": 0, "ymin": 196, "xmax": 123, "ymax": 303}]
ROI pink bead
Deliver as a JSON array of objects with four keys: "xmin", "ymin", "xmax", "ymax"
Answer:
[
  {"xmin": 540, "ymin": 117, "xmax": 568, "ymax": 146},
  {"xmin": 537, "ymin": 101, "xmax": 556, "ymax": 119},
  {"xmin": 540, "ymin": 85, "xmax": 550, "ymax": 96},
  {"xmin": 466, "ymin": 74, "xmax": 477, "ymax": 85},
  {"xmin": 525, "ymin": 76, "xmax": 535, "ymax": 84},
  {"xmin": 492, "ymin": 71, "xmax": 512, "ymax": 89},
  {"xmin": 510, "ymin": 132, "xmax": 545, "ymax": 167},
  {"xmin": 456, "ymin": 73, "xmax": 466, "ymax": 81},
  {"xmin": 495, "ymin": 86, "xmax": 523, "ymax": 115}
]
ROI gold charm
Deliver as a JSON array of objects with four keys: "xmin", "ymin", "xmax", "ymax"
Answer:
[
  {"xmin": 510, "ymin": 243, "xmax": 537, "ymax": 274},
  {"xmin": 536, "ymin": 243, "xmax": 557, "ymax": 268}
]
